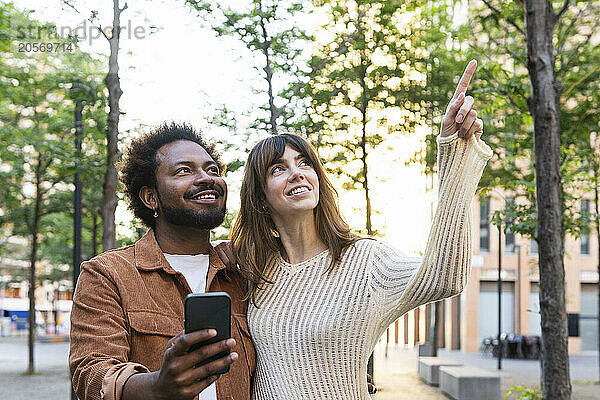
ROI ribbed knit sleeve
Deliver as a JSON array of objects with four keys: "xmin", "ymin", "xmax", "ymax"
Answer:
[{"xmin": 370, "ymin": 133, "xmax": 492, "ymax": 327}]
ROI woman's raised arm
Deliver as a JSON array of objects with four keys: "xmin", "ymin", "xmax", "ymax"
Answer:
[{"xmin": 368, "ymin": 61, "xmax": 493, "ymax": 328}]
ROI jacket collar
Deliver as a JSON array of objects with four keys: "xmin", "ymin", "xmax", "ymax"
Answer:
[{"xmin": 134, "ymin": 229, "xmax": 227, "ymax": 282}]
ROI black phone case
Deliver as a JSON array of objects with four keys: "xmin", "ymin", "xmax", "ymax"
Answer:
[{"xmin": 184, "ymin": 292, "xmax": 231, "ymax": 374}]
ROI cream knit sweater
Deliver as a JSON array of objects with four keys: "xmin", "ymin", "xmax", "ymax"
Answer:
[{"xmin": 247, "ymin": 133, "xmax": 493, "ymax": 400}]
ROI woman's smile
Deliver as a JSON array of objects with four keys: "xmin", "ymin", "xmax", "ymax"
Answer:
[{"xmin": 265, "ymin": 146, "xmax": 320, "ymax": 217}]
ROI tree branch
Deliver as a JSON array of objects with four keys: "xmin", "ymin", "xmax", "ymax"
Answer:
[
  {"xmin": 60, "ymin": 1, "xmax": 110, "ymax": 41},
  {"xmin": 556, "ymin": 4, "xmax": 585, "ymax": 55},
  {"xmin": 60, "ymin": 0, "xmax": 81, "ymax": 16},
  {"xmin": 467, "ymin": 23, "xmax": 525, "ymax": 108},
  {"xmin": 479, "ymin": 62, "xmax": 521, "ymax": 110},
  {"xmin": 558, "ymin": 30, "xmax": 594, "ymax": 75},
  {"xmin": 562, "ymin": 67, "xmax": 599, "ymax": 98},
  {"xmin": 555, "ymin": 0, "xmax": 570, "ymax": 20},
  {"xmin": 481, "ymin": 0, "xmax": 525, "ymax": 35},
  {"xmin": 485, "ymin": 35, "xmax": 526, "ymax": 68}
]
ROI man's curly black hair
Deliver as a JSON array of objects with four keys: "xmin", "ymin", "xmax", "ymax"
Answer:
[{"xmin": 119, "ymin": 122, "xmax": 224, "ymax": 229}]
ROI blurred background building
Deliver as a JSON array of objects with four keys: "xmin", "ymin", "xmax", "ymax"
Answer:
[{"xmin": 378, "ymin": 194, "xmax": 598, "ymax": 355}]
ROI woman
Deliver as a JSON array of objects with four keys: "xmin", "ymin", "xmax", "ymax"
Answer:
[{"xmin": 230, "ymin": 60, "xmax": 492, "ymax": 399}]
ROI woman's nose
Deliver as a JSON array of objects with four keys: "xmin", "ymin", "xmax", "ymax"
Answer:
[{"xmin": 287, "ymin": 166, "xmax": 305, "ymax": 182}]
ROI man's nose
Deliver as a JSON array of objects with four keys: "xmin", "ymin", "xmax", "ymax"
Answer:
[{"xmin": 194, "ymin": 169, "xmax": 214, "ymax": 185}]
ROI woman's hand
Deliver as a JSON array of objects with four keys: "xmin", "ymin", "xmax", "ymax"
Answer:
[
  {"xmin": 215, "ymin": 241, "xmax": 238, "ymax": 271},
  {"xmin": 440, "ymin": 60, "xmax": 484, "ymax": 141}
]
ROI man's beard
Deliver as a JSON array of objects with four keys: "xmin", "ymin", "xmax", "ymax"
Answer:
[{"xmin": 157, "ymin": 192, "xmax": 226, "ymax": 230}]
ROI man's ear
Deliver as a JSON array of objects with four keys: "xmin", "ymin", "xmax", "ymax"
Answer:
[{"xmin": 139, "ymin": 186, "xmax": 158, "ymax": 212}]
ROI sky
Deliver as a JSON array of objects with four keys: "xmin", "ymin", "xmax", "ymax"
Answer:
[{"xmin": 13, "ymin": 0, "xmax": 436, "ymax": 256}]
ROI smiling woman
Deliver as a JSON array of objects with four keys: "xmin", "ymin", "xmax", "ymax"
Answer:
[
  {"xmin": 228, "ymin": 61, "xmax": 492, "ymax": 400},
  {"xmin": 231, "ymin": 132, "xmax": 492, "ymax": 400},
  {"xmin": 231, "ymin": 133, "xmax": 360, "ymax": 293},
  {"xmin": 264, "ymin": 146, "xmax": 320, "ymax": 218}
]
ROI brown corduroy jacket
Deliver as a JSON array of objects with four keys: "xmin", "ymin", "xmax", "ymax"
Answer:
[{"xmin": 69, "ymin": 230, "xmax": 255, "ymax": 400}]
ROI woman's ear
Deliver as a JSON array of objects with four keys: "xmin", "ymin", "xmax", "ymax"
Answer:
[{"xmin": 139, "ymin": 186, "xmax": 158, "ymax": 212}]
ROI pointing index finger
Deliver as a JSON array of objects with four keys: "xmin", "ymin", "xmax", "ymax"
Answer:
[{"xmin": 452, "ymin": 60, "xmax": 477, "ymax": 100}]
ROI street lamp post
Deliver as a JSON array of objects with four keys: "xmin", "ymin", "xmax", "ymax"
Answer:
[
  {"xmin": 70, "ymin": 84, "xmax": 85, "ymax": 400},
  {"xmin": 515, "ymin": 244, "xmax": 521, "ymax": 334},
  {"xmin": 73, "ymin": 97, "xmax": 83, "ymax": 290},
  {"xmin": 497, "ymin": 223, "xmax": 502, "ymax": 370}
]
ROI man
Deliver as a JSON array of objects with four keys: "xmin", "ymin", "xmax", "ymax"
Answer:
[{"xmin": 69, "ymin": 122, "xmax": 255, "ymax": 400}]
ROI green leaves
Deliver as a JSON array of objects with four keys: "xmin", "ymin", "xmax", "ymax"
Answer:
[
  {"xmin": 186, "ymin": 0, "xmax": 309, "ymax": 135},
  {"xmin": 420, "ymin": 0, "xmax": 600, "ymax": 242},
  {"xmin": 0, "ymin": 3, "xmax": 107, "ymax": 278}
]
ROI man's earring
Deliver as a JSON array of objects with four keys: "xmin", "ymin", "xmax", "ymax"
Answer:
[{"xmin": 153, "ymin": 209, "xmax": 158, "ymax": 218}]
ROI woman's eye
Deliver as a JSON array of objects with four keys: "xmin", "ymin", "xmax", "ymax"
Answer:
[
  {"xmin": 299, "ymin": 159, "xmax": 310, "ymax": 167},
  {"xmin": 271, "ymin": 166, "xmax": 283, "ymax": 174}
]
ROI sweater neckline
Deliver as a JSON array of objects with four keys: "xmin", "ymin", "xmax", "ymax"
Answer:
[{"xmin": 276, "ymin": 248, "xmax": 330, "ymax": 273}]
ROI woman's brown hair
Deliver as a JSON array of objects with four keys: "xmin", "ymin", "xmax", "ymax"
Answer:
[{"xmin": 231, "ymin": 133, "xmax": 360, "ymax": 303}]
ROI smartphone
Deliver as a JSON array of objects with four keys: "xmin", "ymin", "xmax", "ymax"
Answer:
[{"xmin": 184, "ymin": 292, "xmax": 232, "ymax": 374}]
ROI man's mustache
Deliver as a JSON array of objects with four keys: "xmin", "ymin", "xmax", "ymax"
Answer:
[{"xmin": 184, "ymin": 184, "xmax": 225, "ymax": 199}]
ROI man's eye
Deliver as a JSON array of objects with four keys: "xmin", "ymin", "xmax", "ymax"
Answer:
[
  {"xmin": 208, "ymin": 166, "xmax": 220, "ymax": 174},
  {"xmin": 177, "ymin": 167, "xmax": 191, "ymax": 174}
]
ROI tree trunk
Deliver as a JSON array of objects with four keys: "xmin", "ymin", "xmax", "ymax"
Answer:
[
  {"xmin": 27, "ymin": 151, "xmax": 44, "ymax": 374},
  {"xmin": 257, "ymin": 0, "xmax": 278, "ymax": 135},
  {"xmin": 523, "ymin": 1, "xmax": 571, "ymax": 398},
  {"xmin": 101, "ymin": 0, "xmax": 125, "ymax": 251},
  {"xmin": 358, "ymin": 51, "xmax": 372, "ymax": 236},
  {"xmin": 360, "ymin": 108, "xmax": 372, "ymax": 236}
]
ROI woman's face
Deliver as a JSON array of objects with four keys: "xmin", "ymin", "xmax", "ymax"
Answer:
[{"xmin": 264, "ymin": 145, "xmax": 320, "ymax": 220}]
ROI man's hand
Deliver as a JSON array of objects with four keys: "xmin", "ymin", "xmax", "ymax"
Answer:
[
  {"xmin": 440, "ymin": 60, "xmax": 484, "ymax": 141},
  {"xmin": 152, "ymin": 329, "xmax": 237, "ymax": 400},
  {"xmin": 122, "ymin": 329, "xmax": 237, "ymax": 400}
]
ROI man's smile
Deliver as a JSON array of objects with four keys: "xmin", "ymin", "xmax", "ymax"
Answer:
[{"xmin": 184, "ymin": 185, "xmax": 225, "ymax": 204}]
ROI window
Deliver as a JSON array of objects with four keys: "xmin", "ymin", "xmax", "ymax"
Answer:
[
  {"xmin": 480, "ymin": 197, "xmax": 490, "ymax": 252},
  {"xmin": 530, "ymin": 239, "xmax": 538, "ymax": 255},
  {"xmin": 581, "ymin": 200, "xmax": 590, "ymax": 255},
  {"xmin": 478, "ymin": 282, "xmax": 515, "ymax": 343},
  {"xmin": 505, "ymin": 197, "xmax": 515, "ymax": 253}
]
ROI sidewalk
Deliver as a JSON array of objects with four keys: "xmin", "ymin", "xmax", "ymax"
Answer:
[
  {"xmin": 372, "ymin": 341, "xmax": 600, "ymax": 399},
  {"xmin": 0, "ymin": 335, "xmax": 598, "ymax": 399},
  {"xmin": 0, "ymin": 336, "xmax": 71, "ymax": 400}
]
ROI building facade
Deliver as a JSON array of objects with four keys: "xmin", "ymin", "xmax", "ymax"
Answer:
[{"xmin": 381, "ymin": 194, "xmax": 599, "ymax": 354}]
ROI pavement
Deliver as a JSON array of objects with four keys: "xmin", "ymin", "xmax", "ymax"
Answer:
[
  {"xmin": 371, "ymin": 341, "xmax": 600, "ymax": 400},
  {"xmin": 0, "ymin": 335, "xmax": 598, "ymax": 399},
  {"xmin": 0, "ymin": 336, "xmax": 71, "ymax": 400}
]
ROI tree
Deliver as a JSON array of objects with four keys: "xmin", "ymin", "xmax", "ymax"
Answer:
[
  {"xmin": 185, "ymin": 0, "xmax": 311, "ymax": 238},
  {"xmin": 186, "ymin": 0, "xmax": 310, "ymax": 138},
  {"xmin": 0, "ymin": 4, "xmax": 106, "ymax": 373},
  {"xmin": 524, "ymin": 3, "xmax": 571, "ymax": 396},
  {"xmin": 473, "ymin": 2, "xmax": 600, "ymax": 397},
  {"xmin": 62, "ymin": 0, "xmax": 128, "ymax": 251},
  {"xmin": 308, "ymin": 0, "xmax": 427, "ymax": 235},
  {"xmin": 420, "ymin": 1, "xmax": 600, "ymax": 397}
]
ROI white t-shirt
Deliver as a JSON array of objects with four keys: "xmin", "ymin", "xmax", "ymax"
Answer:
[{"xmin": 163, "ymin": 253, "xmax": 216, "ymax": 400}]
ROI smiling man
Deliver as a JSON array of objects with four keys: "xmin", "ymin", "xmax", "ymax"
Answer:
[{"xmin": 69, "ymin": 122, "xmax": 255, "ymax": 400}]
